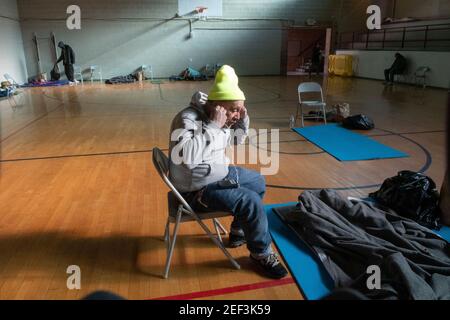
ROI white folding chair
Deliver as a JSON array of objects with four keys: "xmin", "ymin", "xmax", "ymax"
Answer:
[
  {"xmin": 89, "ymin": 65, "xmax": 102, "ymax": 84},
  {"xmin": 73, "ymin": 65, "xmax": 84, "ymax": 85},
  {"xmin": 152, "ymin": 148, "xmax": 241, "ymax": 278},
  {"xmin": 3, "ymin": 74, "xmax": 19, "ymax": 108},
  {"xmin": 296, "ymin": 82, "xmax": 327, "ymax": 127},
  {"xmin": 414, "ymin": 66, "xmax": 431, "ymax": 88},
  {"xmin": 141, "ymin": 65, "xmax": 154, "ymax": 81}
]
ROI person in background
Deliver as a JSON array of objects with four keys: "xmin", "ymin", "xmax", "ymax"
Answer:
[
  {"xmin": 384, "ymin": 52, "xmax": 407, "ymax": 86},
  {"xmin": 309, "ymin": 42, "xmax": 323, "ymax": 78},
  {"xmin": 56, "ymin": 41, "xmax": 77, "ymax": 84}
]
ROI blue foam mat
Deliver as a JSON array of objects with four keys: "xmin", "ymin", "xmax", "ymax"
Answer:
[
  {"xmin": 265, "ymin": 203, "xmax": 334, "ymax": 300},
  {"xmin": 265, "ymin": 203, "xmax": 450, "ymax": 300},
  {"xmin": 293, "ymin": 124, "xmax": 409, "ymax": 161}
]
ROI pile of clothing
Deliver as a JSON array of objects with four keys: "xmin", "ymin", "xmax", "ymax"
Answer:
[
  {"xmin": 1, "ymin": 81, "xmax": 18, "ymax": 97},
  {"xmin": 105, "ymin": 74, "xmax": 137, "ymax": 85},
  {"xmin": 169, "ymin": 67, "xmax": 208, "ymax": 81},
  {"xmin": 275, "ymin": 189, "xmax": 450, "ymax": 300}
]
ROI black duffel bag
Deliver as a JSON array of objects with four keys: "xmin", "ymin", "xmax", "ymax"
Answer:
[
  {"xmin": 51, "ymin": 64, "xmax": 61, "ymax": 81},
  {"xmin": 343, "ymin": 114, "xmax": 375, "ymax": 130},
  {"xmin": 369, "ymin": 171, "xmax": 441, "ymax": 230}
]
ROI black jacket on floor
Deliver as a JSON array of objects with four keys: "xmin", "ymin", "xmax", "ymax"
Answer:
[{"xmin": 275, "ymin": 190, "xmax": 450, "ymax": 300}]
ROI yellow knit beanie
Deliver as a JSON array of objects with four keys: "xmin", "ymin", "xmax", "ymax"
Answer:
[{"xmin": 208, "ymin": 65, "xmax": 246, "ymax": 101}]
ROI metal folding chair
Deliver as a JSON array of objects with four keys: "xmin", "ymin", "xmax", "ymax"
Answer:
[
  {"xmin": 89, "ymin": 65, "xmax": 102, "ymax": 84},
  {"xmin": 3, "ymin": 74, "xmax": 19, "ymax": 108},
  {"xmin": 141, "ymin": 65, "xmax": 153, "ymax": 80},
  {"xmin": 152, "ymin": 148, "xmax": 240, "ymax": 278},
  {"xmin": 414, "ymin": 66, "xmax": 431, "ymax": 88},
  {"xmin": 73, "ymin": 65, "xmax": 84, "ymax": 85},
  {"xmin": 295, "ymin": 82, "xmax": 327, "ymax": 127},
  {"xmin": 4, "ymin": 73, "xmax": 20, "ymax": 88}
]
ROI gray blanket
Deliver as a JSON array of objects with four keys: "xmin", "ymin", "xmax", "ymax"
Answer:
[{"xmin": 275, "ymin": 190, "xmax": 450, "ymax": 300}]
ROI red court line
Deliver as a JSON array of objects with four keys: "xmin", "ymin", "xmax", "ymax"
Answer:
[{"xmin": 150, "ymin": 277, "xmax": 295, "ymax": 300}]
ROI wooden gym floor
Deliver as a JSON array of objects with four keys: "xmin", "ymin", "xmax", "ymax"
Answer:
[{"xmin": 0, "ymin": 76, "xmax": 447, "ymax": 300}]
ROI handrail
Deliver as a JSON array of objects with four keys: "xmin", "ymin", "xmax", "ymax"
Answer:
[
  {"xmin": 337, "ymin": 22, "xmax": 450, "ymax": 51},
  {"xmin": 297, "ymin": 34, "xmax": 326, "ymax": 58}
]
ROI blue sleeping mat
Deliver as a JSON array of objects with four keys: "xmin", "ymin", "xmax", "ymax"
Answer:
[
  {"xmin": 293, "ymin": 124, "xmax": 408, "ymax": 161},
  {"xmin": 21, "ymin": 80, "xmax": 70, "ymax": 87}
]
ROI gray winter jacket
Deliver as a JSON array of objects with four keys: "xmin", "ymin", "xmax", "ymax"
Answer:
[{"xmin": 168, "ymin": 93, "xmax": 249, "ymax": 193}]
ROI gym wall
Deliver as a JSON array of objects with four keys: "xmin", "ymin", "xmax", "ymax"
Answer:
[
  {"xmin": 17, "ymin": 0, "xmax": 369, "ymax": 79},
  {"xmin": 0, "ymin": 0, "xmax": 28, "ymax": 84}
]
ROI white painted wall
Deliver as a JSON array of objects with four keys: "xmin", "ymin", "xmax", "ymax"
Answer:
[
  {"xmin": 336, "ymin": 50, "xmax": 450, "ymax": 89},
  {"xmin": 0, "ymin": 0, "xmax": 27, "ymax": 84},
  {"xmin": 19, "ymin": 19, "xmax": 283, "ymax": 80}
]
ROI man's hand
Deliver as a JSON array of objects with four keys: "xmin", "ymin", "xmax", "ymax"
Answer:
[
  {"xmin": 191, "ymin": 91, "xmax": 208, "ymax": 107},
  {"xmin": 210, "ymin": 106, "xmax": 227, "ymax": 128}
]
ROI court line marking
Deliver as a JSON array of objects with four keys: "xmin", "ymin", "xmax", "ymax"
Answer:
[
  {"xmin": 0, "ymin": 103, "xmax": 64, "ymax": 144},
  {"xmin": 0, "ymin": 130, "xmax": 443, "ymax": 163},
  {"xmin": 0, "ymin": 148, "xmax": 169, "ymax": 163},
  {"xmin": 149, "ymin": 277, "xmax": 295, "ymax": 300}
]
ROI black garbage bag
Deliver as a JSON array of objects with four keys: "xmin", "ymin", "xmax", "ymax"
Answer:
[
  {"xmin": 369, "ymin": 171, "xmax": 441, "ymax": 230},
  {"xmin": 343, "ymin": 114, "xmax": 374, "ymax": 130},
  {"xmin": 50, "ymin": 65, "xmax": 61, "ymax": 81}
]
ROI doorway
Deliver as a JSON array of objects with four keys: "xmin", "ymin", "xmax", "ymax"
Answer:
[{"xmin": 283, "ymin": 27, "xmax": 331, "ymax": 76}]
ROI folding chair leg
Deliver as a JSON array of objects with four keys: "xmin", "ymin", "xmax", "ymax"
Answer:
[
  {"xmin": 322, "ymin": 105, "xmax": 327, "ymax": 125},
  {"xmin": 193, "ymin": 216, "xmax": 240, "ymax": 270},
  {"xmin": 164, "ymin": 218, "xmax": 170, "ymax": 242},
  {"xmin": 213, "ymin": 218, "xmax": 228, "ymax": 235},
  {"xmin": 295, "ymin": 104, "xmax": 300, "ymax": 127},
  {"xmin": 300, "ymin": 104, "xmax": 305, "ymax": 127},
  {"xmin": 8, "ymin": 96, "xmax": 17, "ymax": 109},
  {"xmin": 213, "ymin": 219, "xmax": 223, "ymax": 244},
  {"xmin": 163, "ymin": 210, "xmax": 182, "ymax": 279}
]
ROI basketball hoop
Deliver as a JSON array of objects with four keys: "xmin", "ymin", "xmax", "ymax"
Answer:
[
  {"xmin": 195, "ymin": 6, "xmax": 207, "ymax": 13},
  {"xmin": 195, "ymin": 6, "xmax": 208, "ymax": 20}
]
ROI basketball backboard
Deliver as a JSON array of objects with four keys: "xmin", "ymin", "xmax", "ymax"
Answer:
[{"xmin": 178, "ymin": 0, "xmax": 222, "ymax": 17}]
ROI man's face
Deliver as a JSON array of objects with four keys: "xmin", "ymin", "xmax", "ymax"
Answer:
[{"xmin": 219, "ymin": 101, "xmax": 245, "ymax": 126}]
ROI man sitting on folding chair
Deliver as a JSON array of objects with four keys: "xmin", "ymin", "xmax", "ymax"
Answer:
[{"xmin": 168, "ymin": 65, "xmax": 288, "ymax": 279}]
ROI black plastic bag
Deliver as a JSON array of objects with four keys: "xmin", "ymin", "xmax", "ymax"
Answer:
[
  {"xmin": 343, "ymin": 114, "xmax": 374, "ymax": 130},
  {"xmin": 369, "ymin": 171, "xmax": 441, "ymax": 230},
  {"xmin": 51, "ymin": 65, "xmax": 61, "ymax": 81}
]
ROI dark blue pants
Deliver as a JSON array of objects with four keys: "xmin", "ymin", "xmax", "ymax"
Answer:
[
  {"xmin": 194, "ymin": 167, "xmax": 272, "ymax": 256},
  {"xmin": 384, "ymin": 67, "xmax": 401, "ymax": 83}
]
